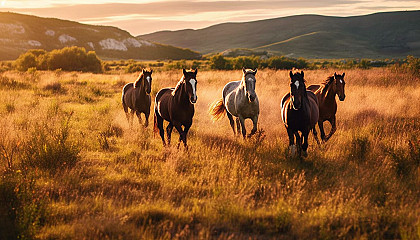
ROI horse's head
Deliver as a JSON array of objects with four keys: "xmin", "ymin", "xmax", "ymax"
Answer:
[
  {"xmin": 334, "ymin": 72, "xmax": 346, "ymax": 101},
  {"xmin": 242, "ymin": 67, "xmax": 257, "ymax": 102},
  {"xmin": 289, "ymin": 70, "xmax": 306, "ymax": 110},
  {"xmin": 143, "ymin": 69, "xmax": 153, "ymax": 94},
  {"xmin": 183, "ymin": 68, "xmax": 198, "ymax": 104}
]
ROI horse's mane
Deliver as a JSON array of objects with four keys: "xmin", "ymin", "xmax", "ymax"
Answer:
[
  {"xmin": 322, "ymin": 76, "xmax": 335, "ymax": 87},
  {"xmin": 171, "ymin": 76, "xmax": 185, "ymax": 96},
  {"xmin": 134, "ymin": 72, "xmax": 144, "ymax": 88}
]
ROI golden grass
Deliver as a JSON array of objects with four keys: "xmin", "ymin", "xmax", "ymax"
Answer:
[{"xmin": 0, "ymin": 68, "xmax": 419, "ymax": 239}]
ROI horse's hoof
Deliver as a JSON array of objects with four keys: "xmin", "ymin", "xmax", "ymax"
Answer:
[{"xmin": 288, "ymin": 145, "xmax": 297, "ymax": 156}]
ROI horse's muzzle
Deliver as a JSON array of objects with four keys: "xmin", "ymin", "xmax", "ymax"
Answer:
[
  {"xmin": 339, "ymin": 95, "xmax": 346, "ymax": 101},
  {"xmin": 248, "ymin": 94, "xmax": 256, "ymax": 102},
  {"xmin": 190, "ymin": 96, "xmax": 197, "ymax": 104}
]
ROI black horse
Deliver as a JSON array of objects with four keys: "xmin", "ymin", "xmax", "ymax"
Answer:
[
  {"xmin": 122, "ymin": 69, "xmax": 153, "ymax": 127},
  {"xmin": 154, "ymin": 69, "xmax": 197, "ymax": 148},
  {"xmin": 281, "ymin": 70, "xmax": 319, "ymax": 156}
]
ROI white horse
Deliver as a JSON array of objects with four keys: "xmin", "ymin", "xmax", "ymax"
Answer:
[{"xmin": 209, "ymin": 68, "xmax": 259, "ymax": 138}]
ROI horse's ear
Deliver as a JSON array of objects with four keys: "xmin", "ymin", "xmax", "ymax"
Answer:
[
  {"xmin": 183, "ymin": 69, "xmax": 187, "ymax": 76},
  {"xmin": 150, "ymin": 69, "xmax": 153, "ymax": 74},
  {"xmin": 194, "ymin": 68, "xmax": 198, "ymax": 75},
  {"xmin": 342, "ymin": 72, "xmax": 345, "ymax": 77},
  {"xmin": 334, "ymin": 72, "xmax": 337, "ymax": 78},
  {"xmin": 142, "ymin": 69, "xmax": 145, "ymax": 74},
  {"xmin": 253, "ymin": 68, "xmax": 257, "ymax": 75},
  {"xmin": 242, "ymin": 67, "xmax": 246, "ymax": 74},
  {"xmin": 301, "ymin": 71, "xmax": 304, "ymax": 78},
  {"xmin": 289, "ymin": 70, "xmax": 293, "ymax": 79}
]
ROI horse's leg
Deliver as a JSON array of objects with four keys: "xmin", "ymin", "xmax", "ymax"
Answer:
[
  {"xmin": 173, "ymin": 122, "xmax": 184, "ymax": 149},
  {"xmin": 312, "ymin": 127, "xmax": 321, "ymax": 146},
  {"xmin": 238, "ymin": 116, "xmax": 246, "ymax": 139},
  {"xmin": 325, "ymin": 116, "xmax": 336, "ymax": 142},
  {"xmin": 318, "ymin": 120, "xmax": 326, "ymax": 141},
  {"xmin": 294, "ymin": 132, "xmax": 302, "ymax": 156},
  {"xmin": 129, "ymin": 109, "xmax": 135, "ymax": 127},
  {"xmin": 144, "ymin": 111, "xmax": 149, "ymax": 128},
  {"xmin": 226, "ymin": 112, "xmax": 236, "ymax": 135},
  {"xmin": 248, "ymin": 115, "xmax": 258, "ymax": 137},
  {"xmin": 302, "ymin": 130, "xmax": 309, "ymax": 157},
  {"xmin": 166, "ymin": 123, "xmax": 173, "ymax": 145},
  {"xmin": 155, "ymin": 110, "xmax": 166, "ymax": 146},
  {"xmin": 236, "ymin": 118, "xmax": 241, "ymax": 136},
  {"xmin": 135, "ymin": 111, "xmax": 143, "ymax": 127},
  {"xmin": 287, "ymin": 128, "xmax": 296, "ymax": 155},
  {"xmin": 122, "ymin": 102, "xmax": 130, "ymax": 124},
  {"xmin": 182, "ymin": 122, "xmax": 192, "ymax": 150}
]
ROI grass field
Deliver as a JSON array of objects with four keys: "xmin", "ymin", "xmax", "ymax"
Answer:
[{"xmin": 0, "ymin": 68, "xmax": 419, "ymax": 239}]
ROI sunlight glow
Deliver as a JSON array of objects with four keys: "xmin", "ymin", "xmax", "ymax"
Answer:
[{"xmin": 1, "ymin": 0, "xmax": 419, "ymax": 35}]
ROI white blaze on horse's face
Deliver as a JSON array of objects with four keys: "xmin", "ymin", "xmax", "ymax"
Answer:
[
  {"xmin": 146, "ymin": 76, "xmax": 151, "ymax": 83},
  {"xmin": 189, "ymin": 78, "xmax": 197, "ymax": 103},
  {"xmin": 294, "ymin": 81, "xmax": 300, "ymax": 89}
]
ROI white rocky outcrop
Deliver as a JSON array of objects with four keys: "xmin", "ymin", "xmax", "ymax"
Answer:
[
  {"xmin": 28, "ymin": 40, "xmax": 42, "ymax": 47},
  {"xmin": 58, "ymin": 34, "xmax": 76, "ymax": 43},
  {"xmin": 0, "ymin": 23, "xmax": 25, "ymax": 34},
  {"xmin": 99, "ymin": 38, "xmax": 128, "ymax": 51},
  {"xmin": 87, "ymin": 42, "xmax": 95, "ymax": 49},
  {"xmin": 123, "ymin": 38, "xmax": 142, "ymax": 48},
  {"xmin": 45, "ymin": 30, "xmax": 55, "ymax": 36}
]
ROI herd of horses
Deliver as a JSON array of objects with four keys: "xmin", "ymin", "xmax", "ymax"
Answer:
[{"xmin": 121, "ymin": 68, "xmax": 346, "ymax": 155}]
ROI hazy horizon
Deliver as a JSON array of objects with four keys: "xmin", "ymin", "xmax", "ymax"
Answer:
[{"xmin": 1, "ymin": 0, "xmax": 420, "ymax": 35}]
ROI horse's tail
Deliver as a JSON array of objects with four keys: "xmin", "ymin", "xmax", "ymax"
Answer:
[
  {"xmin": 153, "ymin": 110, "xmax": 159, "ymax": 136},
  {"xmin": 209, "ymin": 98, "xmax": 226, "ymax": 121}
]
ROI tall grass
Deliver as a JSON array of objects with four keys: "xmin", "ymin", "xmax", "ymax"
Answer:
[{"xmin": 0, "ymin": 69, "xmax": 418, "ymax": 239}]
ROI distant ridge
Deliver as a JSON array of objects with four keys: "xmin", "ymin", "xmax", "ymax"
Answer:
[
  {"xmin": 139, "ymin": 10, "xmax": 420, "ymax": 58},
  {"xmin": 0, "ymin": 12, "xmax": 201, "ymax": 60}
]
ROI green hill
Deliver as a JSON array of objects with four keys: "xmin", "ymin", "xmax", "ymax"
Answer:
[
  {"xmin": 0, "ymin": 12, "xmax": 201, "ymax": 60},
  {"xmin": 139, "ymin": 11, "xmax": 420, "ymax": 58}
]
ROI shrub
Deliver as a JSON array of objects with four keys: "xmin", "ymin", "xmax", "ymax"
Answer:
[
  {"xmin": 22, "ymin": 112, "xmax": 80, "ymax": 173},
  {"xmin": 405, "ymin": 55, "xmax": 420, "ymax": 75},
  {"xmin": 0, "ymin": 171, "xmax": 46, "ymax": 239},
  {"xmin": 210, "ymin": 55, "xmax": 232, "ymax": 70},
  {"xmin": 15, "ymin": 52, "xmax": 37, "ymax": 71},
  {"xmin": 14, "ymin": 47, "xmax": 103, "ymax": 73}
]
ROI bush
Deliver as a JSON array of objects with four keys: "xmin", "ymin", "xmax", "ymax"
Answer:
[
  {"xmin": 15, "ymin": 52, "xmax": 37, "ymax": 71},
  {"xmin": 22, "ymin": 112, "xmax": 79, "ymax": 173},
  {"xmin": 14, "ymin": 47, "xmax": 103, "ymax": 73},
  {"xmin": 210, "ymin": 55, "xmax": 232, "ymax": 70},
  {"xmin": 0, "ymin": 171, "xmax": 46, "ymax": 239},
  {"xmin": 405, "ymin": 55, "xmax": 420, "ymax": 75}
]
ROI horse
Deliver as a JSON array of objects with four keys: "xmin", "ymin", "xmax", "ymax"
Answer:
[
  {"xmin": 154, "ymin": 69, "xmax": 197, "ymax": 149},
  {"xmin": 307, "ymin": 72, "xmax": 346, "ymax": 142},
  {"xmin": 209, "ymin": 68, "xmax": 259, "ymax": 138},
  {"xmin": 122, "ymin": 69, "xmax": 153, "ymax": 127},
  {"xmin": 281, "ymin": 70, "xmax": 319, "ymax": 157}
]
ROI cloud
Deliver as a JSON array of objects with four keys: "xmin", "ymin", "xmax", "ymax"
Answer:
[
  {"xmin": 2, "ymin": 0, "xmax": 419, "ymax": 35},
  {"xmin": 3, "ymin": 1, "xmax": 364, "ymax": 19}
]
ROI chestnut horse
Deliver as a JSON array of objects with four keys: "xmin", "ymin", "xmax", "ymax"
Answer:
[
  {"xmin": 154, "ymin": 69, "xmax": 197, "ymax": 148},
  {"xmin": 281, "ymin": 70, "xmax": 319, "ymax": 156},
  {"xmin": 122, "ymin": 69, "xmax": 153, "ymax": 127},
  {"xmin": 307, "ymin": 72, "xmax": 346, "ymax": 142}
]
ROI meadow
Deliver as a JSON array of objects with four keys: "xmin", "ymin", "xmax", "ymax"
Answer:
[{"xmin": 0, "ymin": 68, "xmax": 419, "ymax": 239}]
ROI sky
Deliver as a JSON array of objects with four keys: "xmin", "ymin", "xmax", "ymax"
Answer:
[{"xmin": 1, "ymin": 0, "xmax": 419, "ymax": 36}]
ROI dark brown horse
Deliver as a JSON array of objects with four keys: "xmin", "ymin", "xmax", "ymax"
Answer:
[
  {"xmin": 122, "ymin": 69, "xmax": 153, "ymax": 127},
  {"xmin": 281, "ymin": 70, "xmax": 319, "ymax": 156},
  {"xmin": 307, "ymin": 72, "xmax": 346, "ymax": 142},
  {"xmin": 154, "ymin": 69, "xmax": 197, "ymax": 148}
]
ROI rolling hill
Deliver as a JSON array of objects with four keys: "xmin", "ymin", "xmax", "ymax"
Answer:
[
  {"xmin": 139, "ymin": 11, "xmax": 420, "ymax": 59},
  {"xmin": 0, "ymin": 12, "xmax": 201, "ymax": 61}
]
